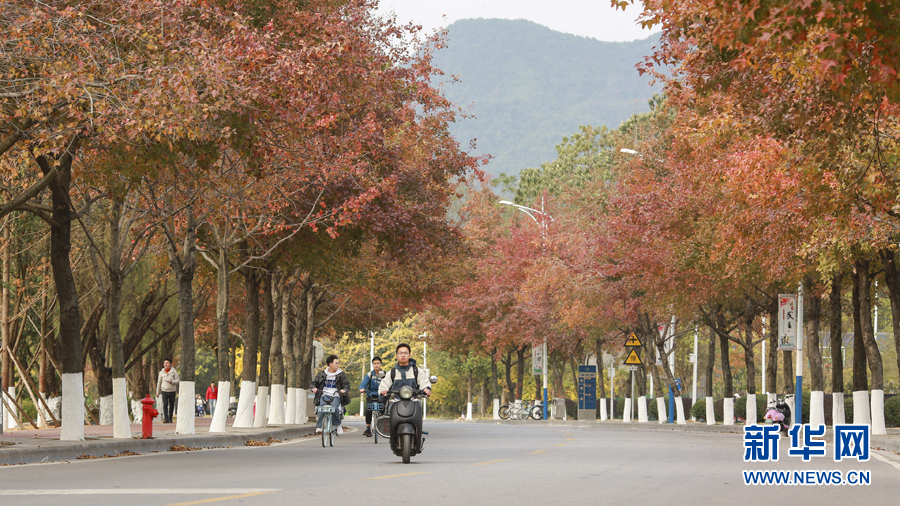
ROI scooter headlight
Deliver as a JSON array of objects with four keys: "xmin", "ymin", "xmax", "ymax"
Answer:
[{"xmin": 399, "ymin": 385, "xmax": 414, "ymax": 400}]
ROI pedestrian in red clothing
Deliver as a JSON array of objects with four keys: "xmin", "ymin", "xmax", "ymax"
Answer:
[{"xmin": 206, "ymin": 382, "xmax": 218, "ymax": 417}]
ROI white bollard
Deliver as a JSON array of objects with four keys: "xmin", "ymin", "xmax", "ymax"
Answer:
[
  {"xmin": 175, "ymin": 380, "xmax": 195, "ymax": 435},
  {"xmin": 656, "ymin": 397, "xmax": 667, "ymax": 424},
  {"xmin": 493, "ymin": 398, "xmax": 500, "ymax": 420},
  {"xmin": 706, "ymin": 396, "xmax": 716, "ymax": 425},
  {"xmin": 871, "ymin": 389, "xmax": 886, "ymax": 435},
  {"xmin": 268, "ymin": 384, "xmax": 285, "ymax": 424},
  {"xmin": 232, "ymin": 380, "xmax": 256, "ymax": 428},
  {"xmin": 832, "ymin": 392, "xmax": 845, "ymax": 426},
  {"xmin": 675, "ymin": 396, "xmax": 686, "ymax": 424},
  {"xmin": 809, "ymin": 391, "xmax": 825, "ymax": 428},
  {"xmin": 853, "ymin": 390, "xmax": 871, "ymax": 425},
  {"xmin": 599, "ymin": 398, "xmax": 608, "ymax": 421},
  {"xmin": 60, "ymin": 373, "xmax": 85, "ymax": 441},
  {"xmin": 208, "ymin": 381, "xmax": 231, "ymax": 433},
  {"xmin": 638, "ymin": 397, "xmax": 648, "ymax": 422},
  {"xmin": 746, "ymin": 393, "xmax": 757, "ymax": 425},
  {"xmin": 623, "ymin": 398, "xmax": 632, "ymax": 423},
  {"xmin": 723, "ymin": 397, "xmax": 734, "ymax": 426},
  {"xmin": 253, "ymin": 386, "xmax": 269, "ymax": 428}
]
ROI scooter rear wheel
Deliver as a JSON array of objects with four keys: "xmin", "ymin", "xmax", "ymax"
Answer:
[{"xmin": 401, "ymin": 433, "xmax": 412, "ymax": 464}]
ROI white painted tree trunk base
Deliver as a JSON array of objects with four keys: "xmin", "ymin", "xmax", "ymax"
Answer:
[
  {"xmin": 656, "ymin": 397, "xmax": 666, "ymax": 424},
  {"xmin": 294, "ymin": 388, "xmax": 306, "ymax": 424},
  {"xmin": 746, "ymin": 394, "xmax": 757, "ymax": 425},
  {"xmin": 638, "ymin": 397, "xmax": 648, "ymax": 422},
  {"xmin": 706, "ymin": 396, "xmax": 716, "ymax": 425},
  {"xmin": 465, "ymin": 402, "xmax": 473, "ymax": 421},
  {"xmin": 60, "ymin": 373, "xmax": 85, "ymax": 441},
  {"xmin": 208, "ymin": 381, "xmax": 231, "ymax": 433},
  {"xmin": 723, "ymin": 397, "xmax": 735, "ymax": 426},
  {"xmin": 131, "ymin": 399, "xmax": 143, "ymax": 424},
  {"xmin": 809, "ymin": 391, "xmax": 825, "ymax": 428},
  {"xmin": 871, "ymin": 389, "xmax": 886, "ymax": 435},
  {"xmin": 675, "ymin": 396, "xmax": 686, "ymax": 424},
  {"xmin": 99, "ymin": 395, "xmax": 113, "ymax": 425},
  {"xmin": 268, "ymin": 384, "xmax": 285, "ymax": 424},
  {"xmin": 832, "ymin": 392, "xmax": 845, "ymax": 426},
  {"xmin": 285, "ymin": 387, "xmax": 297, "ymax": 424},
  {"xmin": 232, "ymin": 380, "xmax": 256, "ymax": 428},
  {"xmin": 599, "ymin": 398, "xmax": 608, "ymax": 421},
  {"xmin": 492, "ymin": 398, "xmax": 500, "ymax": 420},
  {"xmin": 175, "ymin": 381, "xmax": 195, "ymax": 435},
  {"xmin": 853, "ymin": 390, "xmax": 871, "ymax": 426},
  {"xmin": 253, "ymin": 386, "xmax": 269, "ymax": 428},
  {"xmin": 113, "ymin": 378, "xmax": 132, "ymax": 438},
  {"xmin": 623, "ymin": 398, "xmax": 632, "ymax": 423},
  {"xmin": 5, "ymin": 386, "xmax": 21, "ymax": 430}
]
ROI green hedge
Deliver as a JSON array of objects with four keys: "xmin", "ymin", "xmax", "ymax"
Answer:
[{"xmin": 885, "ymin": 395, "xmax": 900, "ymax": 427}]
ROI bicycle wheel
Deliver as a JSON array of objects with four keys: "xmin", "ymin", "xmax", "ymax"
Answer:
[
  {"xmin": 498, "ymin": 405, "xmax": 510, "ymax": 419},
  {"xmin": 321, "ymin": 417, "xmax": 330, "ymax": 447},
  {"xmin": 329, "ymin": 424, "xmax": 335, "ymax": 447},
  {"xmin": 530, "ymin": 405, "xmax": 543, "ymax": 420}
]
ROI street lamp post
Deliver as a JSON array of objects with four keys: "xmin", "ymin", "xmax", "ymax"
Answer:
[{"xmin": 498, "ymin": 198, "xmax": 553, "ymax": 420}]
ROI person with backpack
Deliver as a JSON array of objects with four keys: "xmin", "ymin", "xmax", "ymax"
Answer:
[
  {"xmin": 310, "ymin": 354, "xmax": 351, "ymax": 435},
  {"xmin": 379, "ymin": 343, "xmax": 431, "ymax": 398},
  {"xmin": 358, "ymin": 356, "xmax": 384, "ymax": 437}
]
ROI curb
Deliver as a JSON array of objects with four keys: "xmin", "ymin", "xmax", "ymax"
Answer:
[{"xmin": 0, "ymin": 425, "xmax": 318, "ymax": 466}]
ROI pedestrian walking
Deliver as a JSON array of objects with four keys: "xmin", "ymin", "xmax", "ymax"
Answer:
[
  {"xmin": 156, "ymin": 359, "xmax": 180, "ymax": 423},
  {"xmin": 205, "ymin": 382, "xmax": 218, "ymax": 417}
]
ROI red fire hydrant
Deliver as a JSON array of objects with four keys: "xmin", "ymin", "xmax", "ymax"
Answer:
[{"xmin": 141, "ymin": 395, "xmax": 159, "ymax": 439}]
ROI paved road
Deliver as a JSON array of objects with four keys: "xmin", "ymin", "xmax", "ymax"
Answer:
[{"xmin": 1, "ymin": 421, "xmax": 899, "ymax": 505}]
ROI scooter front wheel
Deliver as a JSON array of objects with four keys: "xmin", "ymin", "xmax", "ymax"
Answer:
[{"xmin": 401, "ymin": 433, "xmax": 412, "ymax": 464}]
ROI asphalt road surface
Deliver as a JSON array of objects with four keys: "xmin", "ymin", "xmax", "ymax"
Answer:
[{"xmin": 2, "ymin": 421, "xmax": 899, "ymax": 505}]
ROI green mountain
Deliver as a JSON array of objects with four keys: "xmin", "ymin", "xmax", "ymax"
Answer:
[{"xmin": 432, "ymin": 18, "xmax": 660, "ymax": 178}]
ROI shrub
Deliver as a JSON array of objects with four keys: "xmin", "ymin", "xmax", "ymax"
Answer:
[
  {"xmin": 884, "ymin": 395, "xmax": 900, "ymax": 427},
  {"xmin": 734, "ymin": 395, "xmax": 768, "ymax": 423}
]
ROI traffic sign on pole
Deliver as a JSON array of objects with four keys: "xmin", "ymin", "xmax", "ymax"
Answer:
[
  {"xmin": 624, "ymin": 348, "xmax": 642, "ymax": 365},
  {"xmin": 625, "ymin": 332, "xmax": 642, "ymax": 348}
]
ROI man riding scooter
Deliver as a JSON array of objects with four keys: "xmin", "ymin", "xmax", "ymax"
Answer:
[{"xmin": 379, "ymin": 343, "xmax": 432, "ymax": 463}]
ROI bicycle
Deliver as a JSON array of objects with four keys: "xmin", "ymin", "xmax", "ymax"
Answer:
[
  {"xmin": 498, "ymin": 400, "xmax": 543, "ymax": 420},
  {"xmin": 367, "ymin": 395, "xmax": 387, "ymax": 444},
  {"xmin": 317, "ymin": 399, "xmax": 338, "ymax": 447}
]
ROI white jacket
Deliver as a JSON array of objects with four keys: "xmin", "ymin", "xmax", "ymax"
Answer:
[{"xmin": 156, "ymin": 368, "xmax": 180, "ymax": 395}]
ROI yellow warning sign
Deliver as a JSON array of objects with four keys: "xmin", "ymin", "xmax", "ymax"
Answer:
[
  {"xmin": 624, "ymin": 348, "xmax": 643, "ymax": 365},
  {"xmin": 625, "ymin": 332, "xmax": 642, "ymax": 348}
]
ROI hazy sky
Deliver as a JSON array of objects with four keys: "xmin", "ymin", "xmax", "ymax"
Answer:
[{"xmin": 375, "ymin": 0, "xmax": 658, "ymax": 42}]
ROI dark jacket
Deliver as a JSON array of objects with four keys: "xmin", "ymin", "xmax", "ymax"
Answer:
[
  {"xmin": 359, "ymin": 371, "xmax": 382, "ymax": 397},
  {"xmin": 310, "ymin": 368, "xmax": 351, "ymax": 406}
]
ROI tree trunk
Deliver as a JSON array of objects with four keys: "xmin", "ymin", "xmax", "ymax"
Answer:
[
  {"xmin": 782, "ymin": 350, "xmax": 794, "ymax": 394},
  {"xmin": 878, "ymin": 249, "xmax": 900, "ymax": 395},
  {"xmin": 502, "ymin": 350, "xmax": 514, "ymax": 400},
  {"xmin": 742, "ymin": 300, "xmax": 756, "ymax": 395},
  {"xmin": 830, "ymin": 272, "xmax": 844, "ymax": 393},
  {"xmin": 806, "ymin": 278, "xmax": 824, "ymax": 391},
  {"xmin": 489, "ymin": 349, "xmax": 499, "ymax": 402},
  {"xmin": 766, "ymin": 300, "xmax": 778, "ymax": 394},
  {"xmin": 852, "ymin": 261, "xmax": 869, "ymax": 391},
  {"xmin": 215, "ymin": 245, "xmax": 230, "ymax": 384},
  {"xmin": 240, "ymin": 270, "xmax": 260, "ymax": 384},
  {"xmin": 595, "ymin": 337, "xmax": 606, "ymax": 418},
  {"xmin": 259, "ymin": 271, "xmax": 273, "ymax": 388},
  {"xmin": 705, "ymin": 324, "xmax": 716, "ymax": 398},
  {"xmin": 1, "ymin": 222, "xmax": 10, "ymax": 413},
  {"xmin": 855, "ymin": 257, "xmax": 883, "ymax": 389},
  {"xmin": 716, "ymin": 308, "xmax": 733, "ymax": 398},
  {"xmin": 515, "ymin": 346, "xmax": 525, "ymax": 400},
  {"xmin": 270, "ymin": 271, "xmax": 284, "ymax": 387}
]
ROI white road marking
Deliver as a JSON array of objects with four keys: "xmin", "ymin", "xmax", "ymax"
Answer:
[
  {"xmin": 0, "ymin": 489, "xmax": 279, "ymax": 496},
  {"xmin": 872, "ymin": 451, "xmax": 900, "ymax": 473}
]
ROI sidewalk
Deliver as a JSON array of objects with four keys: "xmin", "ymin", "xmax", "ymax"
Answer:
[
  {"xmin": 0, "ymin": 416, "xmax": 318, "ymax": 466},
  {"xmin": 467, "ymin": 418, "xmax": 900, "ymax": 453}
]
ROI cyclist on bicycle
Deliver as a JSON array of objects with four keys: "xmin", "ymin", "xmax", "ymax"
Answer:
[
  {"xmin": 359, "ymin": 356, "xmax": 384, "ymax": 437},
  {"xmin": 311, "ymin": 354, "xmax": 350, "ymax": 435}
]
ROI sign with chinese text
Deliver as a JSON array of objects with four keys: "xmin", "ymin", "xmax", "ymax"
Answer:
[{"xmin": 778, "ymin": 294, "xmax": 798, "ymax": 351}]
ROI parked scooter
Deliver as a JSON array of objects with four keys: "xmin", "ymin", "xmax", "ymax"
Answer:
[
  {"xmin": 383, "ymin": 375, "xmax": 438, "ymax": 464},
  {"xmin": 763, "ymin": 394, "xmax": 793, "ymax": 435}
]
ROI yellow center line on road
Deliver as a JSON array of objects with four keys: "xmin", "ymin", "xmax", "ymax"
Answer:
[
  {"xmin": 529, "ymin": 450, "xmax": 548, "ymax": 454},
  {"xmin": 553, "ymin": 443, "xmax": 567, "ymax": 447},
  {"xmin": 367, "ymin": 472, "xmax": 428, "ymax": 480},
  {"xmin": 564, "ymin": 433, "xmax": 572, "ymax": 436},
  {"xmin": 566, "ymin": 438, "xmax": 575, "ymax": 441},
  {"xmin": 472, "ymin": 460, "xmax": 507, "ymax": 466},
  {"xmin": 166, "ymin": 491, "xmax": 276, "ymax": 506}
]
